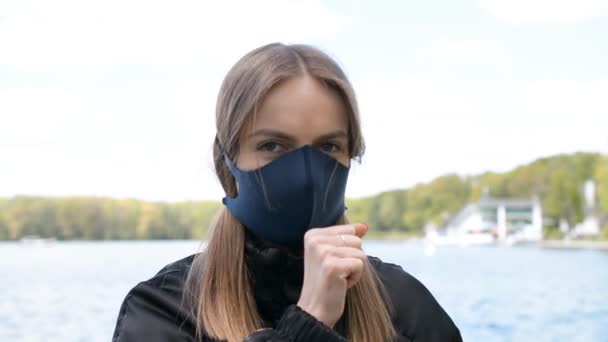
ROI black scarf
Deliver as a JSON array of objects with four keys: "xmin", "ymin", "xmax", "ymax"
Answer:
[{"xmin": 243, "ymin": 230, "xmax": 347, "ymax": 335}]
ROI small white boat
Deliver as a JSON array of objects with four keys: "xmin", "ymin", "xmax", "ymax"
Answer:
[
  {"xmin": 19, "ymin": 235, "xmax": 57, "ymax": 246},
  {"xmin": 425, "ymin": 230, "xmax": 495, "ymax": 247}
]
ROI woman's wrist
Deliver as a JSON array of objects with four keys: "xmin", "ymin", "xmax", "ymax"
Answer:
[
  {"xmin": 296, "ymin": 301, "xmax": 335, "ymax": 328},
  {"xmin": 276, "ymin": 305, "xmax": 346, "ymax": 341}
]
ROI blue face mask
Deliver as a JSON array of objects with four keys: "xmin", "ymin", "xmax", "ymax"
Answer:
[{"xmin": 222, "ymin": 145, "xmax": 350, "ymax": 245}]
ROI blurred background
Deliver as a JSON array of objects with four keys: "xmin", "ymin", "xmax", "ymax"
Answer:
[{"xmin": 1, "ymin": 0, "xmax": 607, "ymax": 341}]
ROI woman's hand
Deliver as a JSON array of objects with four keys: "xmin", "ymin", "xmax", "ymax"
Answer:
[{"xmin": 296, "ymin": 222, "xmax": 369, "ymax": 328}]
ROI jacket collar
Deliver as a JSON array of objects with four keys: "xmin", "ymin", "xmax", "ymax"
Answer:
[
  {"xmin": 242, "ymin": 229, "xmax": 347, "ymax": 336},
  {"xmin": 244, "ymin": 229, "xmax": 304, "ymax": 325}
]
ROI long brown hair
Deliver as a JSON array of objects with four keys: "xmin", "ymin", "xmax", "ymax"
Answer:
[{"xmin": 185, "ymin": 43, "xmax": 395, "ymax": 342}]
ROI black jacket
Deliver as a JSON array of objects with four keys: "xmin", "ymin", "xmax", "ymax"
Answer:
[{"xmin": 112, "ymin": 234, "xmax": 462, "ymax": 341}]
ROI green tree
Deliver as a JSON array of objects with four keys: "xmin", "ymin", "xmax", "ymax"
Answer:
[
  {"xmin": 0, "ymin": 199, "xmax": 8, "ymax": 240},
  {"xmin": 345, "ymin": 197, "xmax": 373, "ymax": 225},
  {"xmin": 544, "ymin": 169, "xmax": 583, "ymax": 225},
  {"xmin": 0, "ymin": 152, "xmax": 605, "ymax": 240},
  {"xmin": 377, "ymin": 190, "xmax": 406, "ymax": 230},
  {"xmin": 594, "ymin": 156, "xmax": 608, "ymax": 228}
]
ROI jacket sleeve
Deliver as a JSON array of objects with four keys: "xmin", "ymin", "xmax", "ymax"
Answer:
[
  {"xmin": 112, "ymin": 281, "xmax": 201, "ymax": 342},
  {"xmin": 243, "ymin": 305, "xmax": 346, "ymax": 342},
  {"xmin": 114, "ymin": 283, "xmax": 345, "ymax": 342},
  {"xmin": 371, "ymin": 258, "xmax": 463, "ymax": 342}
]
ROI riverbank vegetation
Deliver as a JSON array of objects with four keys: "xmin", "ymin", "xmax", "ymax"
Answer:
[{"xmin": 1, "ymin": 152, "xmax": 606, "ymax": 240}]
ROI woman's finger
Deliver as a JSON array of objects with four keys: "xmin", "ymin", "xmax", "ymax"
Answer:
[
  {"xmin": 330, "ymin": 257, "xmax": 365, "ymax": 282},
  {"xmin": 307, "ymin": 222, "xmax": 369, "ymax": 238},
  {"xmin": 308, "ymin": 224, "xmax": 356, "ymax": 237},
  {"xmin": 308, "ymin": 234, "xmax": 363, "ymax": 249},
  {"xmin": 328, "ymin": 246, "xmax": 367, "ymax": 260},
  {"xmin": 346, "ymin": 264, "xmax": 365, "ymax": 289}
]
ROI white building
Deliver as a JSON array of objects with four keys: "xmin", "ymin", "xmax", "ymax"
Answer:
[{"xmin": 441, "ymin": 196, "xmax": 543, "ymax": 243}]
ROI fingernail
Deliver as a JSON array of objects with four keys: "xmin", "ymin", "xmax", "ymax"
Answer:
[{"xmin": 357, "ymin": 222, "xmax": 368, "ymax": 230}]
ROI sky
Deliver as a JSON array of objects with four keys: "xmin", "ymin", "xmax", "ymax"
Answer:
[{"xmin": 1, "ymin": 0, "xmax": 607, "ymax": 202}]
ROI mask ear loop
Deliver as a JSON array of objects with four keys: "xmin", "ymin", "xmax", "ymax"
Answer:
[
  {"xmin": 215, "ymin": 135, "xmax": 229, "ymax": 164},
  {"xmin": 215, "ymin": 135, "xmax": 244, "ymax": 173},
  {"xmin": 216, "ymin": 135, "xmax": 275, "ymax": 210},
  {"xmin": 216, "ymin": 136, "xmax": 237, "ymax": 200}
]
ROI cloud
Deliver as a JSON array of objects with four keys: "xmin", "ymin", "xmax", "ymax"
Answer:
[
  {"xmin": 0, "ymin": 0, "xmax": 351, "ymax": 200},
  {"xmin": 0, "ymin": 82, "xmax": 225, "ymax": 201},
  {"xmin": 512, "ymin": 80, "xmax": 608, "ymax": 120},
  {"xmin": 426, "ymin": 39, "xmax": 507, "ymax": 66},
  {"xmin": 347, "ymin": 80, "xmax": 490, "ymax": 197},
  {"xmin": 505, "ymin": 80, "xmax": 608, "ymax": 154},
  {"xmin": 2, "ymin": 77, "xmax": 607, "ymax": 200},
  {"xmin": 2, "ymin": 1, "xmax": 606, "ymax": 201},
  {"xmin": 479, "ymin": 0, "xmax": 608, "ymax": 24},
  {"xmin": 0, "ymin": 0, "xmax": 349, "ymax": 67},
  {"xmin": 344, "ymin": 78, "xmax": 608, "ymax": 198}
]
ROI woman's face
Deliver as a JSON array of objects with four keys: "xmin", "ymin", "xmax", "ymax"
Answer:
[{"xmin": 235, "ymin": 75, "xmax": 350, "ymax": 170}]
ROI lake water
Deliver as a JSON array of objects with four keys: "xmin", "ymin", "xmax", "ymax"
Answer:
[{"xmin": 1, "ymin": 240, "xmax": 607, "ymax": 342}]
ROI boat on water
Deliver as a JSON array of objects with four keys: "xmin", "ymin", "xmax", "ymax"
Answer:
[
  {"xmin": 425, "ymin": 230, "xmax": 495, "ymax": 247},
  {"xmin": 19, "ymin": 235, "xmax": 58, "ymax": 246}
]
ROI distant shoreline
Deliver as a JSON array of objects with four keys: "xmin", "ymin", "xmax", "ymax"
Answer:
[
  {"xmin": 534, "ymin": 239, "xmax": 608, "ymax": 251},
  {"xmin": 4, "ymin": 236, "xmax": 608, "ymax": 251}
]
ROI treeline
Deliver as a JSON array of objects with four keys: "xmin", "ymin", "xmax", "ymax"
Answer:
[
  {"xmin": 0, "ymin": 197, "xmax": 221, "ymax": 240},
  {"xmin": 346, "ymin": 152, "xmax": 608, "ymax": 233},
  {"xmin": 1, "ymin": 152, "xmax": 607, "ymax": 240}
]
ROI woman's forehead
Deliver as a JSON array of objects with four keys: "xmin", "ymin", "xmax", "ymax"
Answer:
[{"xmin": 242, "ymin": 76, "xmax": 349, "ymax": 141}]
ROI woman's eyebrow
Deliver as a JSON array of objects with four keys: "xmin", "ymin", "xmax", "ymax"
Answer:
[
  {"xmin": 248, "ymin": 129, "xmax": 347, "ymax": 142},
  {"xmin": 248, "ymin": 129, "xmax": 296, "ymax": 142},
  {"xmin": 315, "ymin": 130, "xmax": 348, "ymax": 141}
]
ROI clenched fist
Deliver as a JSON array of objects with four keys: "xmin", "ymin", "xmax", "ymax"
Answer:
[{"xmin": 296, "ymin": 223, "xmax": 369, "ymax": 328}]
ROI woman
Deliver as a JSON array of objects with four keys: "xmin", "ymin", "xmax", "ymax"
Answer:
[{"xmin": 112, "ymin": 43, "xmax": 462, "ymax": 342}]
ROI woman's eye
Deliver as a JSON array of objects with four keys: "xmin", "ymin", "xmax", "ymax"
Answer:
[
  {"xmin": 259, "ymin": 142, "xmax": 284, "ymax": 153},
  {"xmin": 320, "ymin": 142, "xmax": 340, "ymax": 153}
]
